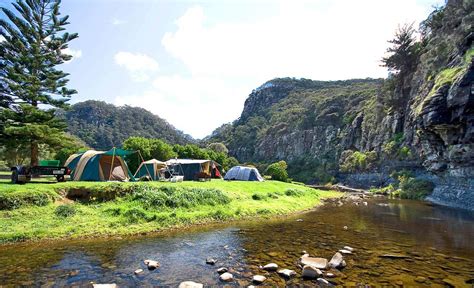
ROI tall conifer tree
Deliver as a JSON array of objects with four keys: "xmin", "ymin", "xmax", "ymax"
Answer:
[{"xmin": 0, "ymin": 0, "xmax": 78, "ymax": 165}]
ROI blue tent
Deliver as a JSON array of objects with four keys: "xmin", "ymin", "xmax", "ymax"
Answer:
[{"xmin": 65, "ymin": 148, "xmax": 135, "ymax": 181}]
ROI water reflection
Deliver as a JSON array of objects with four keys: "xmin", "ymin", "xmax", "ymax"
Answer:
[{"xmin": 0, "ymin": 199, "xmax": 473, "ymax": 286}]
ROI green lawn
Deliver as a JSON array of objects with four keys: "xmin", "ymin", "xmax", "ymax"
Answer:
[{"xmin": 0, "ymin": 180, "xmax": 341, "ymax": 243}]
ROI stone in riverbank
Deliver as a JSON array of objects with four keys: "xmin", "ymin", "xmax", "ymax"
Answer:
[
  {"xmin": 299, "ymin": 256, "xmax": 328, "ymax": 269},
  {"xmin": 178, "ymin": 281, "xmax": 203, "ymax": 288},
  {"xmin": 338, "ymin": 249, "xmax": 352, "ymax": 255},
  {"xmin": 93, "ymin": 285, "xmax": 117, "ymax": 288},
  {"xmin": 134, "ymin": 269, "xmax": 143, "ymax": 275},
  {"xmin": 277, "ymin": 269, "xmax": 296, "ymax": 278},
  {"xmin": 328, "ymin": 253, "xmax": 345, "ymax": 269},
  {"xmin": 206, "ymin": 257, "xmax": 217, "ymax": 265},
  {"xmin": 217, "ymin": 267, "xmax": 228, "ymax": 274},
  {"xmin": 343, "ymin": 246, "xmax": 354, "ymax": 252},
  {"xmin": 262, "ymin": 263, "xmax": 278, "ymax": 271},
  {"xmin": 252, "ymin": 275, "xmax": 267, "ymax": 284},
  {"xmin": 143, "ymin": 259, "xmax": 160, "ymax": 270},
  {"xmin": 219, "ymin": 272, "xmax": 233, "ymax": 282},
  {"xmin": 302, "ymin": 265, "xmax": 323, "ymax": 279}
]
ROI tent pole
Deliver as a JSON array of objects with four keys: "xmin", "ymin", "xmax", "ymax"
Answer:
[
  {"xmin": 138, "ymin": 151, "xmax": 153, "ymax": 180},
  {"xmin": 108, "ymin": 147, "xmax": 116, "ymax": 181}
]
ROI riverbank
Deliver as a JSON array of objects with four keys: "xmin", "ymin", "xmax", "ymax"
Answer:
[{"xmin": 0, "ymin": 180, "xmax": 341, "ymax": 244}]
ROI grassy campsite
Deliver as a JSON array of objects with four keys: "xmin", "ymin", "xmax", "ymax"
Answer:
[{"xmin": 0, "ymin": 178, "xmax": 340, "ymax": 243}]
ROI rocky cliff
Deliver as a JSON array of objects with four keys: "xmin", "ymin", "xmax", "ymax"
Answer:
[{"xmin": 208, "ymin": 0, "xmax": 473, "ymax": 210}]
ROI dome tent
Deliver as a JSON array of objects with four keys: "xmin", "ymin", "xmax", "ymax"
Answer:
[
  {"xmin": 224, "ymin": 166, "xmax": 264, "ymax": 181},
  {"xmin": 65, "ymin": 148, "xmax": 135, "ymax": 181},
  {"xmin": 134, "ymin": 159, "xmax": 167, "ymax": 180}
]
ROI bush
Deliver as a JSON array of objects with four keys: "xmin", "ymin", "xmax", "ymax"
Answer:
[
  {"xmin": 284, "ymin": 188, "xmax": 304, "ymax": 197},
  {"xmin": 54, "ymin": 205, "xmax": 77, "ymax": 218},
  {"xmin": 399, "ymin": 178, "xmax": 435, "ymax": 200},
  {"xmin": 252, "ymin": 193, "xmax": 266, "ymax": 200},
  {"xmin": 0, "ymin": 190, "xmax": 58, "ymax": 210},
  {"xmin": 123, "ymin": 207, "xmax": 148, "ymax": 223},
  {"xmin": 265, "ymin": 160, "xmax": 290, "ymax": 182}
]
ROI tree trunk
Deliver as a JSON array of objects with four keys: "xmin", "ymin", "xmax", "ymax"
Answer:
[{"xmin": 30, "ymin": 141, "xmax": 39, "ymax": 166}]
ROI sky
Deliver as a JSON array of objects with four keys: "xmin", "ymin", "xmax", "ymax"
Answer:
[{"xmin": 1, "ymin": 0, "xmax": 444, "ymax": 139}]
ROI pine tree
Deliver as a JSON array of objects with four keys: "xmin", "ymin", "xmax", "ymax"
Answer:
[{"xmin": 0, "ymin": 0, "xmax": 78, "ymax": 166}]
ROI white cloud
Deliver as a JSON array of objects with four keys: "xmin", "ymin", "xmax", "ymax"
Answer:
[
  {"xmin": 62, "ymin": 48, "xmax": 82, "ymax": 63},
  {"xmin": 115, "ymin": 75, "xmax": 249, "ymax": 138},
  {"xmin": 111, "ymin": 18, "xmax": 127, "ymax": 25},
  {"xmin": 114, "ymin": 52, "xmax": 159, "ymax": 82},
  {"xmin": 116, "ymin": 1, "xmax": 442, "ymax": 138}
]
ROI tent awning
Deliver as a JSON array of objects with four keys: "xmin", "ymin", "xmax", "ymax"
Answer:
[{"xmin": 103, "ymin": 148, "xmax": 136, "ymax": 156}]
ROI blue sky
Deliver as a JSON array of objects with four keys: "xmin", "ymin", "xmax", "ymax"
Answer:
[{"xmin": 2, "ymin": 0, "xmax": 444, "ymax": 139}]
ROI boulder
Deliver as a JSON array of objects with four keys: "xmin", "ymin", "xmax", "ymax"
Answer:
[
  {"xmin": 217, "ymin": 267, "xmax": 228, "ymax": 274},
  {"xmin": 206, "ymin": 257, "xmax": 217, "ymax": 265},
  {"xmin": 134, "ymin": 269, "xmax": 143, "ymax": 275},
  {"xmin": 252, "ymin": 275, "xmax": 267, "ymax": 284},
  {"xmin": 178, "ymin": 281, "xmax": 203, "ymax": 288},
  {"xmin": 317, "ymin": 278, "xmax": 334, "ymax": 287},
  {"xmin": 326, "ymin": 272, "xmax": 335, "ymax": 278},
  {"xmin": 219, "ymin": 272, "xmax": 233, "ymax": 282},
  {"xmin": 262, "ymin": 263, "xmax": 278, "ymax": 271},
  {"xmin": 338, "ymin": 249, "xmax": 352, "ymax": 255},
  {"xmin": 299, "ymin": 256, "xmax": 328, "ymax": 269},
  {"xmin": 302, "ymin": 265, "xmax": 323, "ymax": 279},
  {"xmin": 93, "ymin": 285, "xmax": 117, "ymax": 288},
  {"xmin": 328, "ymin": 253, "xmax": 344, "ymax": 269},
  {"xmin": 277, "ymin": 269, "xmax": 296, "ymax": 278},
  {"xmin": 143, "ymin": 259, "xmax": 160, "ymax": 270}
]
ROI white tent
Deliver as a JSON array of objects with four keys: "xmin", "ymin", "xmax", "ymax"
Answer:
[{"xmin": 224, "ymin": 166, "xmax": 264, "ymax": 181}]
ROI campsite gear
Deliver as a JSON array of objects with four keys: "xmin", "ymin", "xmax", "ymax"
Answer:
[
  {"xmin": 65, "ymin": 148, "xmax": 135, "ymax": 181},
  {"xmin": 134, "ymin": 159, "xmax": 167, "ymax": 180},
  {"xmin": 165, "ymin": 159, "xmax": 222, "ymax": 181},
  {"xmin": 224, "ymin": 166, "xmax": 264, "ymax": 181}
]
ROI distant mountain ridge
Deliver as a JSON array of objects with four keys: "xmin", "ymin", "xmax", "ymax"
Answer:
[{"xmin": 63, "ymin": 100, "xmax": 193, "ymax": 150}]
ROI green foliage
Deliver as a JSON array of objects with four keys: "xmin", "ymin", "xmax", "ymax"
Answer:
[
  {"xmin": 54, "ymin": 205, "xmax": 77, "ymax": 218},
  {"xmin": 64, "ymin": 101, "xmax": 192, "ymax": 150},
  {"xmin": 54, "ymin": 135, "xmax": 89, "ymax": 165},
  {"xmin": 252, "ymin": 193, "xmax": 265, "ymax": 200},
  {"xmin": 0, "ymin": 190, "xmax": 57, "ymax": 210},
  {"xmin": 399, "ymin": 177, "xmax": 435, "ymax": 200},
  {"xmin": 0, "ymin": 0, "xmax": 78, "ymax": 166},
  {"xmin": 381, "ymin": 23, "xmax": 421, "ymax": 76},
  {"xmin": 339, "ymin": 150, "xmax": 378, "ymax": 173},
  {"xmin": 123, "ymin": 137, "xmax": 177, "ymax": 172},
  {"xmin": 265, "ymin": 160, "xmax": 290, "ymax": 182},
  {"xmin": 284, "ymin": 188, "xmax": 304, "ymax": 197},
  {"xmin": 207, "ymin": 142, "xmax": 228, "ymax": 154}
]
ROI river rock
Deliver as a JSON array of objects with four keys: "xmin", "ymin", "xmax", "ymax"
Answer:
[
  {"xmin": 299, "ymin": 256, "xmax": 327, "ymax": 269},
  {"xmin": 277, "ymin": 269, "xmax": 296, "ymax": 278},
  {"xmin": 343, "ymin": 226, "xmax": 348, "ymax": 230},
  {"xmin": 252, "ymin": 275, "xmax": 266, "ymax": 284},
  {"xmin": 326, "ymin": 272, "xmax": 335, "ymax": 278},
  {"xmin": 338, "ymin": 249, "xmax": 352, "ymax": 255},
  {"xmin": 317, "ymin": 278, "xmax": 334, "ymax": 287},
  {"xmin": 329, "ymin": 253, "xmax": 344, "ymax": 269},
  {"xmin": 178, "ymin": 281, "xmax": 203, "ymax": 288},
  {"xmin": 217, "ymin": 267, "xmax": 228, "ymax": 274},
  {"xmin": 302, "ymin": 265, "xmax": 323, "ymax": 279},
  {"xmin": 262, "ymin": 263, "xmax": 278, "ymax": 271},
  {"xmin": 134, "ymin": 269, "xmax": 143, "ymax": 275},
  {"xmin": 343, "ymin": 246, "xmax": 354, "ymax": 252},
  {"xmin": 379, "ymin": 254, "xmax": 409, "ymax": 259},
  {"xmin": 206, "ymin": 257, "xmax": 217, "ymax": 265},
  {"xmin": 143, "ymin": 259, "xmax": 160, "ymax": 270},
  {"xmin": 93, "ymin": 285, "xmax": 117, "ymax": 288},
  {"xmin": 219, "ymin": 272, "xmax": 233, "ymax": 282}
]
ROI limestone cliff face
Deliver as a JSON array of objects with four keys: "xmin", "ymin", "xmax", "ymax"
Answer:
[{"xmin": 208, "ymin": 0, "xmax": 473, "ymax": 210}]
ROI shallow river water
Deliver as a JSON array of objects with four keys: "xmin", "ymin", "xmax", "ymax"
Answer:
[{"xmin": 0, "ymin": 198, "xmax": 473, "ymax": 287}]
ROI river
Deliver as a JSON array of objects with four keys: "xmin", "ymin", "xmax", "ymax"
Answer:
[{"xmin": 0, "ymin": 198, "xmax": 473, "ymax": 287}]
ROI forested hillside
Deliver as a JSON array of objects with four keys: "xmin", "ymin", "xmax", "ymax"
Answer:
[
  {"xmin": 207, "ymin": 0, "xmax": 474, "ymax": 209},
  {"xmin": 62, "ymin": 101, "xmax": 193, "ymax": 150}
]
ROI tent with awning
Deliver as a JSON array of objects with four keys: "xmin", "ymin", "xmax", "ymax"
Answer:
[
  {"xmin": 165, "ymin": 159, "xmax": 222, "ymax": 180},
  {"xmin": 134, "ymin": 159, "xmax": 167, "ymax": 180},
  {"xmin": 65, "ymin": 148, "xmax": 135, "ymax": 181}
]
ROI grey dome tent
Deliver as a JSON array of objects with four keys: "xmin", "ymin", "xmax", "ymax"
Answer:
[{"xmin": 224, "ymin": 166, "xmax": 264, "ymax": 181}]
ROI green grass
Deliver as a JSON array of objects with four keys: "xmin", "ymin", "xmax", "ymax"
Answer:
[{"xmin": 0, "ymin": 180, "xmax": 341, "ymax": 243}]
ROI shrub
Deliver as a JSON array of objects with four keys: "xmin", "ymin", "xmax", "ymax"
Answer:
[
  {"xmin": 54, "ymin": 205, "xmax": 77, "ymax": 218},
  {"xmin": 252, "ymin": 193, "xmax": 266, "ymax": 200},
  {"xmin": 399, "ymin": 177, "xmax": 435, "ymax": 200},
  {"xmin": 340, "ymin": 150, "xmax": 378, "ymax": 172},
  {"xmin": 0, "ymin": 190, "xmax": 57, "ymax": 210},
  {"xmin": 123, "ymin": 207, "xmax": 147, "ymax": 223},
  {"xmin": 285, "ymin": 188, "xmax": 304, "ymax": 197},
  {"xmin": 265, "ymin": 160, "xmax": 290, "ymax": 182}
]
